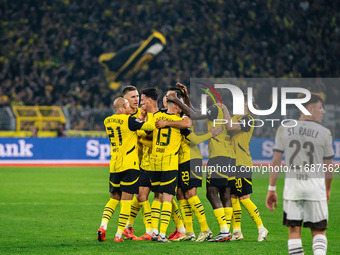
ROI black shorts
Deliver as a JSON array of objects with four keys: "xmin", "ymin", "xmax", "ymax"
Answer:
[
  {"xmin": 230, "ymin": 178, "xmax": 253, "ymax": 197},
  {"xmin": 178, "ymin": 159, "xmax": 202, "ymax": 191},
  {"xmin": 109, "ymin": 169, "xmax": 139, "ymax": 194},
  {"xmin": 227, "ymin": 178, "xmax": 236, "ymax": 188},
  {"xmin": 206, "ymin": 156, "xmax": 235, "ymax": 187},
  {"xmin": 139, "ymin": 168, "xmax": 152, "ymax": 188},
  {"xmin": 150, "ymin": 170, "xmax": 178, "ymax": 196}
]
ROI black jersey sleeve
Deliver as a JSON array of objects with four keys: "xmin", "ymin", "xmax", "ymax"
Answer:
[
  {"xmin": 180, "ymin": 128, "xmax": 191, "ymax": 136},
  {"xmin": 128, "ymin": 116, "xmax": 145, "ymax": 131},
  {"xmin": 239, "ymin": 115, "xmax": 252, "ymax": 132}
]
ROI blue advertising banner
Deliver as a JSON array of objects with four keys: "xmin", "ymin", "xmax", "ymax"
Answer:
[
  {"xmin": 0, "ymin": 138, "xmax": 339, "ymax": 165},
  {"xmin": 0, "ymin": 138, "xmax": 111, "ymax": 165}
]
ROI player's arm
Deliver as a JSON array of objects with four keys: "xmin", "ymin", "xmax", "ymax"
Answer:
[
  {"xmin": 324, "ymin": 158, "xmax": 333, "ymax": 203},
  {"xmin": 323, "ymin": 130, "xmax": 335, "ymax": 203},
  {"xmin": 266, "ymin": 150, "xmax": 283, "ymax": 211},
  {"xmin": 128, "ymin": 113, "xmax": 155, "ymax": 132},
  {"xmin": 137, "ymin": 129, "xmax": 152, "ymax": 138},
  {"xmin": 155, "ymin": 116, "xmax": 190, "ymax": 129},
  {"xmin": 190, "ymin": 126, "xmax": 223, "ymax": 145},
  {"xmin": 176, "ymin": 82, "xmax": 193, "ymax": 109},
  {"xmin": 218, "ymin": 103, "xmax": 252, "ymax": 131},
  {"xmin": 167, "ymin": 93, "xmax": 207, "ymax": 120},
  {"xmin": 139, "ymin": 137, "xmax": 153, "ymax": 148}
]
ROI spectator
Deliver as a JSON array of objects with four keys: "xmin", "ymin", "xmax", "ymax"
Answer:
[{"xmin": 0, "ymin": 0, "xmax": 339, "ymax": 136}]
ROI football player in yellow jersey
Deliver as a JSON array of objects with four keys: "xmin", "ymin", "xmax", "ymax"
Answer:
[
  {"xmin": 157, "ymin": 84, "xmax": 223, "ymax": 242},
  {"xmin": 167, "ymin": 87, "xmax": 234, "ymax": 242},
  {"xmin": 149, "ymin": 92, "xmax": 187, "ymax": 243},
  {"xmin": 121, "ymin": 85, "xmax": 142, "ymax": 239},
  {"xmin": 146, "ymin": 89, "xmax": 188, "ymax": 242},
  {"xmin": 122, "ymin": 85, "xmax": 141, "ymax": 116},
  {"xmin": 97, "ymin": 97, "xmax": 155, "ymax": 242},
  {"xmin": 219, "ymin": 95, "xmax": 268, "ymax": 242},
  {"xmin": 132, "ymin": 88, "xmax": 159, "ymax": 241}
]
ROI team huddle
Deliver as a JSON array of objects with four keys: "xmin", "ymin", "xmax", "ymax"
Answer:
[
  {"xmin": 96, "ymin": 84, "xmax": 334, "ymax": 254},
  {"xmin": 96, "ymin": 83, "xmax": 268, "ymax": 244}
]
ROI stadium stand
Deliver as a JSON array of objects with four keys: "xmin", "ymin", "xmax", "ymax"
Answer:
[{"xmin": 0, "ymin": 0, "xmax": 339, "ymax": 136}]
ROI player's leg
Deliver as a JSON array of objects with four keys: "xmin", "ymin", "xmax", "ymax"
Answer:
[
  {"xmin": 230, "ymin": 175, "xmax": 242, "ymax": 240},
  {"xmin": 239, "ymin": 178, "xmax": 268, "ymax": 241},
  {"xmin": 169, "ymin": 162, "xmax": 188, "ymax": 240},
  {"xmin": 97, "ymin": 172, "xmax": 121, "ymax": 242},
  {"xmin": 220, "ymin": 186, "xmax": 233, "ymax": 230},
  {"xmin": 158, "ymin": 192, "xmax": 173, "ymax": 243},
  {"xmin": 173, "ymin": 188, "xmax": 190, "ymax": 241},
  {"xmin": 158, "ymin": 170, "xmax": 178, "ymax": 243},
  {"xmin": 240, "ymin": 194, "xmax": 268, "ymax": 241},
  {"xmin": 133, "ymin": 168, "xmax": 153, "ymax": 241},
  {"xmin": 221, "ymin": 158, "xmax": 235, "ymax": 231},
  {"xmin": 97, "ymin": 191, "xmax": 121, "ymax": 242},
  {"xmin": 311, "ymin": 230, "xmax": 327, "ymax": 255},
  {"xmin": 288, "ymin": 226, "xmax": 304, "ymax": 255},
  {"xmin": 284, "ymin": 200, "xmax": 304, "ymax": 254},
  {"xmin": 150, "ymin": 170, "xmax": 162, "ymax": 239},
  {"xmin": 185, "ymin": 188, "xmax": 212, "ymax": 242},
  {"xmin": 206, "ymin": 186, "xmax": 231, "ymax": 242},
  {"xmin": 206, "ymin": 156, "xmax": 232, "ymax": 242},
  {"xmin": 304, "ymin": 200, "xmax": 328, "ymax": 255},
  {"xmin": 185, "ymin": 159, "xmax": 212, "ymax": 242},
  {"xmin": 114, "ymin": 169, "xmax": 139, "ymax": 242},
  {"xmin": 123, "ymin": 194, "xmax": 140, "ymax": 239},
  {"xmin": 133, "ymin": 186, "xmax": 152, "ymax": 241},
  {"xmin": 172, "ymin": 162, "xmax": 191, "ymax": 240},
  {"xmin": 151, "ymin": 192, "xmax": 162, "ymax": 239},
  {"xmin": 231, "ymin": 194, "xmax": 243, "ymax": 241}
]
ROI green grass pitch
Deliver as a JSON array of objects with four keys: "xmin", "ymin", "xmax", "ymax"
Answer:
[{"xmin": 1, "ymin": 167, "xmax": 339, "ymax": 254}]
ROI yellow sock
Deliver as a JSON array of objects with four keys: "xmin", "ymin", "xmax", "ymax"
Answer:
[
  {"xmin": 171, "ymin": 199, "xmax": 184, "ymax": 230},
  {"xmin": 240, "ymin": 198, "xmax": 263, "ymax": 229},
  {"xmin": 160, "ymin": 201, "xmax": 172, "ymax": 235},
  {"xmin": 213, "ymin": 207, "xmax": 229, "ymax": 233},
  {"xmin": 101, "ymin": 198, "xmax": 120, "ymax": 227},
  {"xmin": 151, "ymin": 200, "xmax": 162, "ymax": 232},
  {"xmin": 140, "ymin": 201, "xmax": 152, "ymax": 233},
  {"xmin": 231, "ymin": 197, "xmax": 242, "ymax": 231},
  {"xmin": 224, "ymin": 207, "xmax": 233, "ymax": 230},
  {"xmin": 117, "ymin": 200, "xmax": 132, "ymax": 235},
  {"xmin": 188, "ymin": 195, "xmax": 209, "ymax": 232},
  {"xmin": 126, "ymin": 195, "xmax": 140, "ymax": 228},
  {"xmin": 178, "ymin": 199, "xmax": 194, "ymax": 233}
]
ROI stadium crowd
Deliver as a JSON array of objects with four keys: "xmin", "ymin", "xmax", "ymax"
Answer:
[{"xmin": 0, "ymin": 0, "xmax": 339, "ymax": 132}]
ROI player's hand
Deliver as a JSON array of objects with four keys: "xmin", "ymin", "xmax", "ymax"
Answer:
[
  {"xmin": 266, "ymin": 191, "xmax": 278, "ymax": 211},
  {"xmin": 140, "ymin": 106, "xmax": 147, "ymax": 120},
  {"xmin": 176, "ymin": 82, "xmax": 188, "ymax": 97},
  {"xmin": 155, "ymin": 120, "xmax": 167, "ymax": 128},
  {"xmin": 167, "ymin": 93, "xmax": 178, "ymax": 102},
  {"xmin": 215, "ymin": 103, "xmax": 227, "ymax": 110},
  {"xmin": 209, "ymin": 126, "xmax": 223, "ymax": 137}
]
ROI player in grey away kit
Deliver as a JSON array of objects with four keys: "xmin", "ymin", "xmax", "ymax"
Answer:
[{"xmin": 266, "ymin": 93, "xmax": 334, "ymax": 255}]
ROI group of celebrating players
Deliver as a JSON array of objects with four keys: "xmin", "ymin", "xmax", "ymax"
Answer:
[{"xmin": 96, "ymin": 82, "xmax": 268, "ymax": 243}]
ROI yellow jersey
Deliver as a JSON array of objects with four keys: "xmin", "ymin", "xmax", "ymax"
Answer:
[
  {"xmin": 179, "ymin": 129, "xmax": 191, "ymax": 164},
  {"xmin": 231, "ymin": 114, "xmax": 254, "ymax": 167},
  {"xmin": 138, "ymin": 130, "xmax": 153, "ymax": 171},
  {"xmin": 206, "ymin": 105, "xmax": 235, "ymax": 159},
  {"xmin": 104, "ymin": 113, "xmax": 154, "ymax": 173},
  {"xmin": 130, "ymin": 107, "xmax": 144, "ymax": 162},
  {"xmin": 131, "ymin": 107, "xmax": 141, "ymax": 118},
  {"xmin": 150, "ymin": 111, "xmax": 183, "ymax": 171}
]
